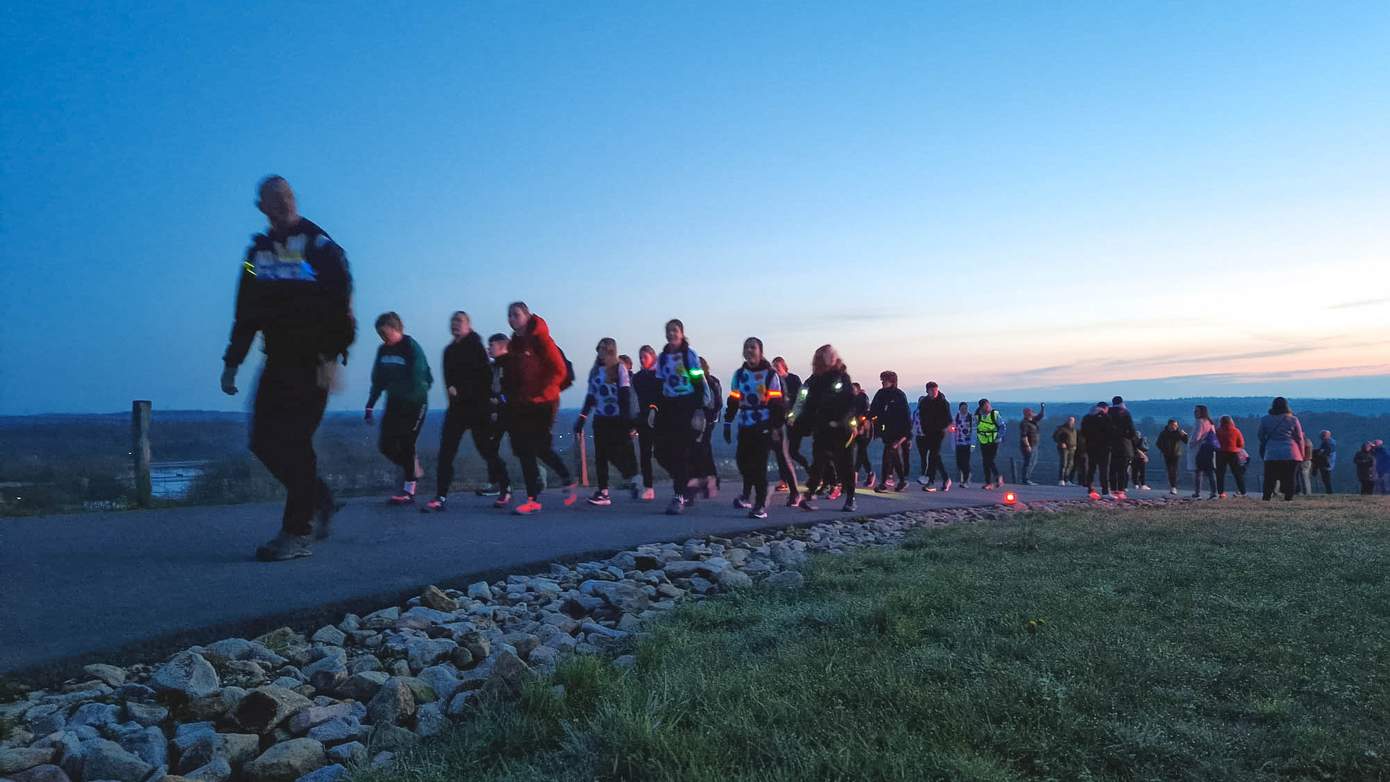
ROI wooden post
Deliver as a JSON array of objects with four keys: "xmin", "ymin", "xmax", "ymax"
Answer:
[
  {"xmin": 132, "ymin": 400, "xmax": 152, "ymax": 507},
  {"xmin": 577, "ymin": 431, "xmax": 590, "ymax": 487}
]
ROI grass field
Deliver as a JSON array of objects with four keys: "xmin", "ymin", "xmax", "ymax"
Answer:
[{"xmin": 357, "ymin": 497, "xmax": 1390, "ymax": 781}]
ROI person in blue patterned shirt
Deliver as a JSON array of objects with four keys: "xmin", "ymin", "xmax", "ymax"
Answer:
[
  {"xmin": 722, "ymin": 337, "xmax": 787, "ymax": 519},
  {"xmin": 574, "ymin": 338, "xmax": 638, "ymax": 506}
]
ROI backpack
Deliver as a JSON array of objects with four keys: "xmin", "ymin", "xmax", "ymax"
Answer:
[{"xmin": 558, "ymin": 348, "xmax": 575, "ymax": 392}]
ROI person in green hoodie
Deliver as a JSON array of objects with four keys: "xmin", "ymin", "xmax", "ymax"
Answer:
[{"xmin": 365, "ymin": 312, "xmax": 433, "ymax": 505}]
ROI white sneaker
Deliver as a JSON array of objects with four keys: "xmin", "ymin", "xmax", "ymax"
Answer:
[
  {"xmin": 1169, "ymin": 487, "xmax": 1178, "ymax": 496},
  {"xmin": 1058, "ymin": 480, "xmax": 1066, "ymax": 486},
  {"xmin": 916, "ymin": 475, "xmax": 929, "ymax": 485},
  {"xmin": 1140, "ymin": 485, "xmax": 1152, "ymax": 491}
]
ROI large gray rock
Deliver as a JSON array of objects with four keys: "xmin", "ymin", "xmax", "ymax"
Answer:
[
  {"xmin": 113, "ymin": 724, "xmax": 165, "ymax": 769},
  {"xmin": 201, "ymin": 639, "xmax": 255, "ymax": 663},
  {"xmin": 0, "ymin": 748, "xmax": 55, "ymax": 776},
  {"xmin": 415, "ymin": 666, "xmax": 462, "ymax": 704},
  {"xmin": 151, "ymin": 651, "xmax": 221, "ymax": 700},
  {"xmin": 335, "ymin": 672, "xmax": 387, "ymax": 703},
  {"xmin": 11, "ymin": 764, "xmax": 70, "ymax": 782},
  {"xmin": 397, "ymin": 607, "xmax": 454, "ymax": 631},
  {"xmin": 324, "ymin": 742, "xmax": 365, "ymax": 767},
  {"xmin": 184, "ymin": 756, "xmax": 233, "ymax": 782},
  {"xmin": 365, "ymin": 679, "xmax": 415, "ymax": 726},
  {"xmin": 67, "ymin": 704, "xmax": 118, "ymax": 731},
  {"xmin": 413, "ymin": 703, "xmax": 447, "ymax": 739},
  {"xmin": 466, "ymin": 581, "xmax": 493, "ymax": 602},
  {"xmin": 404, "ymin": 638, "xmax": 456, "ymax": 672},
  {"xmin": 718, "ymin": 568, "xmax": 753, "ymax": 590},
  {"xmin": 365, "ymin": 725, "xmax": 416, "ymax": 754},
  {"xmin": 171, "ymin": 721, "xmax": 217, "ymax": 757},
  {"xmin": 663, "ymin": 560, "xmax": 722, "ymax": 579},
  {"xmin": 122, "ymin": 701, "xmax": 168, "ymax": 727},
  {"xmin": 479, "ymin": 652, "xmax": 533, "ymax": 702},
  {"xmin": 234, "ymin": 687, "xmax": 314, "ymax": 734},
  {"xmin": 578, "ymin": 580, "xmax": 649, "ymax": 612},
  {"xmin": 301, "ymin": 652, "xmax": 348, "ymax": 693},
  {"xmin": 242, "ymin": 739, "xmax": 325, "ymax": 782},
  {"xmin": 764, "ymin": 571, "xmax": 805, "ymax": 590},
  {"xmin": 294, "ymin": 763, "xmax": 347, "ymax": 782},
  {"xmin": 309, "ymin": 626, "xmax": 346, "ymax": 648},
  {"xmin": 79, "ymin": 738, "xmax": 153, "ymax": 782},
  {"xmin": 287, "ymin": 704, "xmax": 353, "ymax": 736},
  {"xmin": 306, "ymin": 718, "xmax": 362, "ymax": 747},
  {"xmin": 79, "ymin": 665, "xmax": 126, "ymax": 689}
]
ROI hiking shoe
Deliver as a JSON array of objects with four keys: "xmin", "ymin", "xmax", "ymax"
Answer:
[
  {"xmin": 562, "ymin": 483, "xmax": 579, "ymax": 507},
  {"xmin": 475, "ymin": 484, "xmax": 501, "ymax": 497},
  {"xmin": 422, "ymin": 497, "xmax": 447, "ymax": 513},
  {"xmin": 775, "ymin": 481, "xmax": 789, "ymax": 493},
  {"xmin": 587, "ymin": 490, "xmax": 612, "ymax": 507},
  {"xmin": 749, "ymin": 506, "xmax": 768, "ymax": 520},
  {"xmin": 733, "ymin": 496, "xmax": 752, "ymax": 509},
  {"xmin": 513, "ymin": 499, "xmax": 543, "ymax": 515},
  {"xmin": 828, "ymin": 486, "xmax": 842, "ymax": 501},
  {"xmin": 665, "ymin": 497, "xmax": 686, "ymax": 515},
  {"xmin": 387, "ymin": 493, "xmax": 415, "ymax": 506},
  {"xmin": 256, "ymin": 533, "xmax": 312, "ymax": 562},
  {"xmin": 493, "ymin": 491, "xmax": 513, "ymax": 509},
  {"xmin": 640, "ymin": 487, "xmax": 656, "ymax": 501},
  {"xmin": 842, "ymin": 497, "xmax": 857, "ymax": 513}
]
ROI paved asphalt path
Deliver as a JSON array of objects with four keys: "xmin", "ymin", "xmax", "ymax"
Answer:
[{"xmin": 1, "ymin": 482, "xmax": 1082, "ymax": 675}]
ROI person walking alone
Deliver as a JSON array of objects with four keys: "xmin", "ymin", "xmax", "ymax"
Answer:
[
  {"xmin": 364, "ymin": 313, "xmax": 432, "ymax": 506},
  {"xmin": 1258, "ymin": 397, "xmax": 1305, "ymax": 501},
  {"xmin": 221, "ymin": 176, "xmax": 355, "ymax": 562}
]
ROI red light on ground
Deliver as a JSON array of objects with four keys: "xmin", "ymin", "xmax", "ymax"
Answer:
[{"xmin": 1004, "ymin": 492, "xmax": 1017, "ymax": 505}]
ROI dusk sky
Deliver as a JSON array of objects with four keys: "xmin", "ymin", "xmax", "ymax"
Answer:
[{"xmin": 2, "ymin": 2, "xmax": 1387, "ymax": 415}]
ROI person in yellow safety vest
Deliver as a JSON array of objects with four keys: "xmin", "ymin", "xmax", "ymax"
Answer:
[{"xmin": 974, "ymin": 399, "xmax": 1008, "ymax": 490}]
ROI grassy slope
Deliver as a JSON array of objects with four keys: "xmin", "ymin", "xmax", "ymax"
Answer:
[{"xmin": 359, "ymin": 497, "xmax": 1390, "ymax": 782}]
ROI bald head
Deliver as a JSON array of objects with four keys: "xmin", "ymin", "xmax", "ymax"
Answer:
[{"xmin": 256, "ymin": 175, "xmax": 299, "ymax": 231}]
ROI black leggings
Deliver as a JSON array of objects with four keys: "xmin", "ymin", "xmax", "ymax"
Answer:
[
  {"xmin": 980, "ymin": 442, "xmax": 1001, "ymax": 485},
  {"xmin": 593, "ymin": 417, "xmax": 637, "ymax": 489},
  {"xmin": 1361, "ymin": 479, "xmax": 1375, "ymax": 495},
  {"xmin": 655, "ymin": 396, "xmax": 701, "ymax": 499},
  {"xmin": 1109, "ymin": 447, "xmax": 1132, "ymax": 492},
  {"xmin": 436, "ymin": 404, "xmax": 509, "ymax": 498},
  {"xmin": 955, "ymin": 444, "xmax": 972, "ymax": 482},
  {"xmin": 806, "ymin": 431, "xmax": 854, "ymax": 500},
  {"xmin": 1164, "ymin": 456, "xmax": 1180, "ymax": 490},
  {"xmin": 773, "ymin": 426, "xmax": 800, "ymax": 488},
  {"xmin": 1263, "ymin": 460, "xmax": 1297, "ymax": 501},
  {"xmin": 881, "ymin": 437, "xmax": 908, "ymax": 485},
  {"xmin": 636, "ymin": 422, "xmax": 656, "ymax": 489},
  {"xmin": 380, "ymin": 402, "xmax": 426, "ymax": 485},
  {"xmin": 854, "ymin": 438, "xmax": 873, "ymax": 479},
  {"xmin": 510, "ymin": 402, "xmax": 571, "ymax": 500},
  {"xmin": 1215, "ymin": 452, "xmax": 1246, "ymax": 495},
  {"xmin": 736, "ymin": 425, "xmax": 775, "ymax": 508},
  {"xmin": 1085, "ymin": 447, "xmax": 1110, "ymax": 494}
]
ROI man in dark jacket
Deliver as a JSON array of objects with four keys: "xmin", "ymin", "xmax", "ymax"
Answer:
[
  {"xmin": 917, "ymin": 381, "xmax": 953, "ymax": 492},
  {"xmin": 1155, "ymin": 419, "xmax": 1187, "ymax": 495},
  {"xmin": 773, "ymin": 357, "xmax": 808, "ymax": 492},
  {"xmin": 221, "ymin": 176, "xmax": 355, "ymax": 562},
  {"xmin": 1018, "ymin": 403, "xmax": 1047, "ymax": 485},
  {"xmin": 869, "ymin": 371, "xmax": 912, "ymax": 491},
  {"xmin": 1080, "ymin": 403, "xmax": 1111, "ymax": 497},
  {"xmin": 631, "ymin": 345, "xmax": 662, "ymax": 501},
  {"xmin": 1107, "ymin": 396, "xmax": 1137, "ymax": 497},
  {"xmin": 1052, "ymin": 416, "xmax": 1077, "ymax": 486},
  {"xmin": 424, "ymin": 311, "xmax": 511, "ymax": 511}
]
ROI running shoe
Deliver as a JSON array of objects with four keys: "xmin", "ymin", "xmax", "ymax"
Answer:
[
  {"xmin": 1170, "ymin": 487, "xmax": 1179, "ymax": 495},
  {"xmin": 387, "ymin": 493, "xmax": 415, "ymax": 506},
  {"xmin": 943, "ymin": 479, "xmax": 952, "ymax": 492},
  {"xmin": 640, "ymin": 487, "xmax": 656, "ymax": 501},
  {"xmin": 587, "ymin": 490, "xmax": 612, "ymax": 506},
  {"xmin": 924, "ymin": 485, "xmax": 938, "ymax": 493},
  {"xmin": 665, "ymin": 497, "xmax": 686, "ymax": 515},
  {"xmin": 1140, "ymin": 485, "xmax": 1151, "ymax": 491},
  {"xmin": 842, "ymin": 497, "xmax": 857, "ymax": 513},
  {"xmin": 749, "ymin": 506, "xmax": 768, "ymax": 520},
  {"xmin": 562, "ymin": 483, "xmax": 579, "ymax": 507},
  {"xmin": 255, "ymin": 533, "xmax": 312, "ymax": 562},
  {"xmin": 916, "ymin": 475, "xmax": 929, "ymax": 485},
  {"xmin": 493, "ymin": 491, "xmax": 513, "ymax": 509},
  {"xmin": 733, "ymin": 496, "xmax": 752, "ymax": 509},
  {"xmin": 513, "ymin": 499, "xmax": 543, "ymax": 515},
  {"xmin": 1089, "ymin": 491, "xmax": 1101, "ymax": 500},
  {"xmin": 475, "ymin": 484, "xmax": 500, "ymax": 497},
  {"xmin": 828, "ymin": 486, "xmax": 842, "ymax": 501},
  {"xmin": 422, "ymin": 497, "xmax": 447, "ymax": 513},
  {"xmin": 775, "ymin": 481, "xmax": 789, "ymax": 493},
  {"xmin": 874, "ymin": 484, "xmax": 889, "ymax": 493}
]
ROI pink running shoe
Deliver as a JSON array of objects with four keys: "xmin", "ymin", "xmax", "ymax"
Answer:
[{"xmin": 513, "ymin": 498, "xmax": 543, "ymax": 515}]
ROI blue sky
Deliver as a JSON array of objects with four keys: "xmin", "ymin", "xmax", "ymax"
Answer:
[{"xmin": 2, "ymin": 1, "xmax": 1387, "ymax": 415}]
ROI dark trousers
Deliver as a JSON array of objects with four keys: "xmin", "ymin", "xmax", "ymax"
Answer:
[
  {"xmin": 1085, "ymin": 447, "xmax": 1111, "ymax": 494},
  {"xmin": 880, "ymin": 436, "xmax": 908, "ymax": 485},
  {"xmin": 787, "ymin": 431, "xmax": 810, "ymax": 469},
  {"xmin": 854, "ymin": 438, "xmax": 874, "ymax": 480},
  {"xmin": 1109, "ymin": 446, "xmax": 1132, "ymax": 492},
  {"xmin": 636, "ymin": 422, "xmax": 656, "ymax": 489},
  {"xmin": 1131, "ymin": 458, "xmax": 1146, "ymax": 487},
  {"xmin": 1361, "ymin": 479, "xmax": 1375, "ymax": 495},
  {"xmin": 915, "ymin": 436, "xmax": 929, "ymax": 476},
  {"xmin": 980, "ymin": 442, "xmax": 1001, "ymax": 485},
  {"xmin": 251, "ymin": 364, "xmax": 330, "ymax": 537},
  {"xmin": 380, "ymin": 401, "xmax": 426, "ymax": 485},
  {"xmin": 1057, "ymin": 447, "xmax": 1074, "ymax": 482},
  {"xmin": 655, "ymin": 396, "xmax": 700, "ymax": 498},
  {"xmin": 736, "ymin": 424, "xmax": 774, "ymax": 508},
  {"xmin": 1318, "ymin": 468, "xmax": 1334, "ymax": 494},
  {"xmin": 923, "ymin": 431, "xmax": 949, "ymax": 484},
  {"xmin": 1215, "ymin": 452, "xmax": 1246, "ymax": 495},
  {"xmin": 1263, "ymin": 460, "xmax": 1297, "ymax": 501},
  {"xmin": 593, "ymin": 417, "xmax": 637, "ymax": 489},
  {"xmin": 955, "ymin": 444, "xmax": 972, "ymax": 483},
  {"xmin": 1163, "ymin": 456, "xmax": 1180, "ymax": 489},
  {"xmin": 692, "ymin": 409, "xmax": 719, "ymax": 481},
  {"xmin": 773, "ymin": 426, "xmax": 800, "ymax": 488},
  {"xmin": 1073, "ymin": 450, "xmax": 1088, "ymax": 484},
  {"xmin": 806, "ymin": 431, "xmax": 854, "ymax": 500},
  {"xmin": 510, "ymin": 402, "xmax": 571, "ymax": 500},
  {"xmin": 436, "ymin": 404, "xmax": 510, "ymax": 498}
]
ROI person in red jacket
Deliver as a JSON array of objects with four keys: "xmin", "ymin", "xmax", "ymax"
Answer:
[
  {"xmin": 502, "ymin": 302, "xmax": 577, "ymax": 515},
  {"xmin": 1215, "ymin": 415, "xmax": 1248, "ymax": 497}
]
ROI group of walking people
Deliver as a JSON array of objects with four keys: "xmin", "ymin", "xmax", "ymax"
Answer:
[{"xmin": 220, "ymin": 178, "xmax": 1384, "ymax": 563}]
